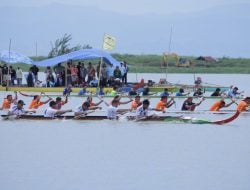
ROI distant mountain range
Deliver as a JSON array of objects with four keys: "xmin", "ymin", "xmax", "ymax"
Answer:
[{"xmin": 0, "ymin": 3, "xmax": 249, "ymax": 57}]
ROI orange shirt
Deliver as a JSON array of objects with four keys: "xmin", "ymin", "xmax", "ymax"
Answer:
[
  {"xmin": 209, "ymin": 100, "xmax": 223, "ymax": 111},
  {"xmin": 156, "ymin": 100, "xmax": 166, "ymax": 111},
  {"xmin": 29, "ymin": 99, "xmax": 44, "ymax": 109},
  {"xmin": 131, "ymin": 100, "xmax": 139, "ymax": 110},
  {"xmin": 237, "ymin": 101, "xmax": 248, "ymax": 112},
  {"xmin": 1, "ymin": 99, "xmax": 11, "ymax": 109}
]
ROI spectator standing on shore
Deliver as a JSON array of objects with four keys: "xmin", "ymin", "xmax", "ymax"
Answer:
[
  {"xmin": 16, "ymin": 67, "xmax": 23, "ymax": 86},
  {"xmin": 9, "ymin": 66, "xmax": 16, "ymax": 86},
  {"xmin": 30, "ymin": 65, "xmax": 39, "ymax": 82},
  {"xmin": 27, "ymin": 70, "xmax": 34, "ymax": 87},
  {"xmin": 87, "ymin": 62, "xmax": 96, "ymax": 83},
  {"xmin": 80, "ymin": 62, "xmax": 87, "ymax": 83}
]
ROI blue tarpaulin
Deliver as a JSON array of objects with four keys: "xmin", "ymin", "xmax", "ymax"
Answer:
[
  {"xmin": 0, "ymin": 50, "xmax": 33, "ymax": 64},
  {"xmin": 34, "ymin": 48, "xmax": 120, "ymax": 67}
]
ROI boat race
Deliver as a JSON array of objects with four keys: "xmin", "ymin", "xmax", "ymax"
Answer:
[{"xmin": 0, "ymin": 1, "xmax": 250, "ymax": 190}]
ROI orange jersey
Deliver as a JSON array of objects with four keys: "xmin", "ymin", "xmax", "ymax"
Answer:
[
  {"xmin": 156, "ymin": 100, "xmax": 166, "ymax": 111},
  {"xmin": 209, "ymin": 100, "xmax": 223, "ymax": 111},
  {"xmin": 131, "ymin": 100, "xmax": 139, "ymax": 110},
  {"xmin": 1, "ymin": 99, "xmax": 11, "ymax": 109},
  {"xmin": 29, "ymin": 99, "xmax": 44, "ymax": 109},
  {"xmin": 237, "ymin": 101, "xmax": 248, "ymax": 112}
]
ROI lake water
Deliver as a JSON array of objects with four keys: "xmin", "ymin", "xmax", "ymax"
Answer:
[{"xmin": 0, "ymin": 73, "xmax": 250, "ymax": 190}]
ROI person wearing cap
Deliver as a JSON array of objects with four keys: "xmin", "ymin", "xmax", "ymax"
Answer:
[
  {"xmin": 131, "ymin": 95, "xmax": 142, "ymax": 110},
  {"xmin": 8, "ymin": 100, "xmax": 36, "ymax": 117},
  {"xmin": 54, "ymin": 95, "xmax": 68, "ymax": 110},
  {"xmin": 74, "ymin": 101, "xmax": 101, "ymax": 117},
  {"xmin": 237, "ymin": 97, "xmax": 250, "ymax": 112},
  {"xmin": 0, "ymin": 91, "xmax": 17, "ymax": 110},
  {"xmin": 181, "ymin": 97, "xmax": 204, "ymax": 111},
  {"xmin": 136, "ymin": 99, "xmax": 163, "ymax": 118},
  {"xmin": 209, "ymin": 99, "xmax": 235, "ymax": 111},
  {"xmin": 44, "ymin": 101, "xmax": 72, "ymax": 118},
  {"xmin": 156, "ymin": 95, "xmax": 175, "ymax": 112}
]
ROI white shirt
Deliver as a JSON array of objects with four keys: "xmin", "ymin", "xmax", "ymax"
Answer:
[
  {"xmin": 16, "ymin": 69, "xmax": 23, "ymax": 79},
  {"xmin": 136, "ymin": 105, "xmax": 152, "ymax": 117},
  {"xmin": 44, "ymin": 107, "xmax": 58, "ymax": 118},
  {"xmin": 74, "ymin": 105, "xmax": 87, "ymax": 115},
  {"xmin": 107, "ymin": 105, "xmax": 118, "ymax": 119},
  {"xmin": 9, "ymin": 105, "xmax": 25, "ymax": 116}
]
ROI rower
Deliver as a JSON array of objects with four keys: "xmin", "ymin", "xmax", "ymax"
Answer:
[
  {"xmin": 237, "ymin": 97, "xmax": 250, "ymax": 112},
  {"xmin": 110, "ymin": 95, "xmax": 133, "ymax": 105},
  {"xmin": 44, "ymin": 101, "xmax": 72, "ymax": 118},
  {"xmin": 176, "ymin": 88, "xmax": 189, "ymax": 96},
  {"xmin": 136, "ymin": 99, "xmax": 163, "ymax": 119},
  {"xmin": 55, "ymin": 95, "xmax": 68, "ymax": 110},
  {"xmin": 155, "ymin": 95, "xmax": 175, "ymax": 112},
  {"xmin": 87, "ymin": 96, "xmax": 103, "ymax": 107},
  {"xmin": 8, "ymin": 100, "xmax": 36, "ymax": 117},
  {"xmin": 63, "ymin": 84, "xmax": 72, "ymax": 96},
  {"xmin": 74, "ymin": 101, "xmax": 101, "ymax": 117},
  {"xmin": 29, "ymin": 94, "xmax": 52, "ymax": 109},
  {"xmin": 193, "ymin": 88, "xmax": 203, "ymax": 97},
  {"xmin": 227, "ymin": 86, "xmax": 243, "ymax": 98},
  {"xmin": 181, "ymin": 97, "xmax": 204, "ymax": 111},
  {"xmin": 0, "ymin": 91, "xmax": 17, "ymax": 110},
  {"xmin": 107, "ymin": 99, "xmax": 120, "ymax": 120},
  {"xmin": 211, "ymin": 88, "xmax": 222, "ymax": 96},
  {"xmin": 209, "ymin": 99, "xmax": 235, "ymax": 111},
  {"xmin": 131, "ymin": 95, "xmax": 142, "ymax": 110}
]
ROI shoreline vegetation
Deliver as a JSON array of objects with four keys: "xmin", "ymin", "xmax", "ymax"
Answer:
[{"xmin": 12, "ymin": 54, "xmax": 250, "ymax": 74}]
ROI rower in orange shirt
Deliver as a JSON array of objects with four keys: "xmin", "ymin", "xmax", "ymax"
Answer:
[
  {"xmin": 87, "ymin": 96, "xmax": 103, "ymax": 107},
  {"xmin": 156, "ymin": 95, "xmax": 175, "ymax": 112},
  {"xmin": 0, "ymin": 91, "xmax": 17, "ymax": 110},
  {"xmin": 209, "ymin": 99, "xmax": 235, "ymax": 111},
  {"xmin": 237, "ymin": 97, "xmax": 250, "ymax": 112},
  {"xmin": 131, "ymin": 95, "xmax": 142, "ymax": 110},
  {"xmin": 28, "ymin": 95, "xmax": 52, "ymax": 109}
]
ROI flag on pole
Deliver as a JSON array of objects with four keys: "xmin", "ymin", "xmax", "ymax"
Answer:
[{"xmin": 103, "ymin": 34, "xmax": 116, "ymax": 50}]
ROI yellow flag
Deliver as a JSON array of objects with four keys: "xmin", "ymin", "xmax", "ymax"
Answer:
[{"xmin": 103, "ymin": 34, "xmax": 116, "ymax": 50}]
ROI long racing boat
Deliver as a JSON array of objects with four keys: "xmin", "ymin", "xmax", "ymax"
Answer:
[{"xmin": 1, "ymin": 111, "xmax": 240, "ymax": 125}]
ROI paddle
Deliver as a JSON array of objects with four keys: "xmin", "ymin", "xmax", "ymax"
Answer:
[{"xmin": 74, "ymin": 110, "xmax": 95, "ymax": 119}]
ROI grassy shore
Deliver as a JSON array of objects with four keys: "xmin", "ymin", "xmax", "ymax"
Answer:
[{"xmin": 11, "ymin": 54, "xmax": 250, "ymax": 74}]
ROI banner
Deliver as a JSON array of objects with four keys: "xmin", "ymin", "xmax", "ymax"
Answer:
[{"xmin": 103, "ymin": 34, "xmax": 116, "ymax": 50}]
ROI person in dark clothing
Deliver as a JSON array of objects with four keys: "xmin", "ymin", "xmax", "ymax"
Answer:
[
  {"xmin": 29, "ymin": 65, "xmax": 39, "ymax": 82},
  {"xmin": 181, "ymin": 97, "xmax": 204, "ymax": 111},
  {"xmin": 211, "ymin": 88, "xmax": 222, "ymax": 96},
  {"xmin": 27, "ymin": 70, "xmax": 34, "ymax": 87}
]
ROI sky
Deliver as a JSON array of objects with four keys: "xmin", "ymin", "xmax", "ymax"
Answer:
[
  {"xmin": 0, "ymin": 0, "xmax": 249, "ymax": 57},
  {"xmin": 1, "ymin": 0, "xmax": 249, "ymax": 14}
]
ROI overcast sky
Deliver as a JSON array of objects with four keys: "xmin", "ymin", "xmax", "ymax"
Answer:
[
  {"xmin": 0, "ymin": 0, "xmax": 249, "ymax": 57},
  {"xmin": 1, "ymin": 0, "xmax": 249, "ymax": 14}
]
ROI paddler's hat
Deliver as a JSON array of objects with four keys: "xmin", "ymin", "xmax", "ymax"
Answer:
[{"xmin": 18, "ymin": 100, "xmax": 25, "ymax": 105}]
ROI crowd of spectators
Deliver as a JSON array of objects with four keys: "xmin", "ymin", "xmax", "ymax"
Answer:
[{"xmin": 0, "ymin": 60, "xmax": 129, "ymax": 88}]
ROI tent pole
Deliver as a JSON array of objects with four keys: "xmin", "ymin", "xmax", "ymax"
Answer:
[
  {"xmin": 65, "ymin": 61, "xmax": 67, "ymax": 87},
  {"xmin": 97, "ymin": 57, "xmax": 103, "ymax": 90},
  {"xmin": 6, "ymin": 38, "xmax": 12, "ymax": 91}
]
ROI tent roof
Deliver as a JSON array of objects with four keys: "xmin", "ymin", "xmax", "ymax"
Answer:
[{"xmin": 34, "ymin": 48, "xmax": 120, "ymax": 67}]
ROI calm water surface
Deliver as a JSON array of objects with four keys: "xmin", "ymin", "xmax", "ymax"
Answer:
[{"xmin": 0, "ymin": 74, "xmax": 250, "ymax": 190}]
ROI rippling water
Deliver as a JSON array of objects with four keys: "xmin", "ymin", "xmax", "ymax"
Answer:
[{"xmin": 0, "ymin": 74, "xmax": 250, "ymax": 190}]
